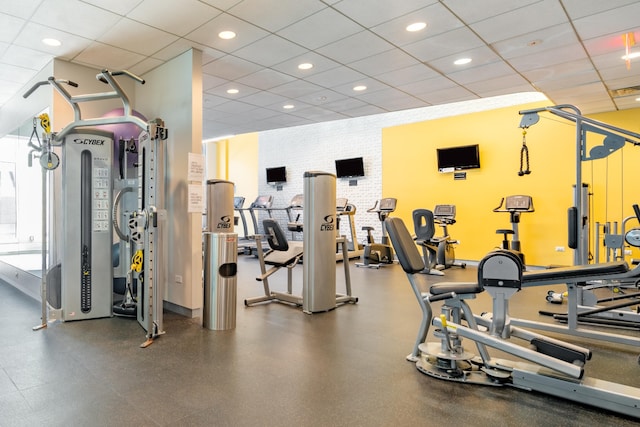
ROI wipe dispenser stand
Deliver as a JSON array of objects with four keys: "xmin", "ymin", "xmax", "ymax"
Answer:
[
  {"xmin": 302, "ymin": 171, "xmax": 337, "ymax": 313},
  {"xmin": 203, "ymin": 179, "xmax": 237, "ymax": 330}
]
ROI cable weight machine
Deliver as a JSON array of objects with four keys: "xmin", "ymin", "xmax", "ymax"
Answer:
[
  {"xmin": 24, "ymin": 69, "xmax": 168, "ymax": 347},
  {"xmin": 518, "ymin": 104, "xmax": 640, "ymax": 266}
]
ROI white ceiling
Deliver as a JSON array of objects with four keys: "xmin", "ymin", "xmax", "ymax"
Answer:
[{"xmin": 1, "ymin": 0, "xmax": 639, "ymax": 140}]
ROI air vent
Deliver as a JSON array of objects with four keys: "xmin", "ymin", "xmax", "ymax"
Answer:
[{"xmin": 609, "ymin": 85, "xmax": 640, "ymax": 97}]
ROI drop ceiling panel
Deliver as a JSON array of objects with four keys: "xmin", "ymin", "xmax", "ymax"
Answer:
[
  {"xmin": 202, "ymin": 54, "xmax": 263, "ymax": 80},
  {"xmin": 469, "ymin": 0, "xmax": 567, "ymax": 44},
  {"xmin": 74, "ymin": 42, "xmax": 146, "ymax": 70},
  {"xmin": 228, "ymin": 0, "xmax": 326, "ymax": 32},
  {"xmin": 185, "ymin": 13, "xmax": 270, "ymax": 52},
  {"xmin": 0, "ymin": 13, "xmax": 25, "ymax": 43},
  {"xmin": 428, "ymin": 46, "xmax": 502, "ymax": 75},
  {"xmin": 572, "ymin": 3, "xmax": 640, "ymax": 40},
  {"xmin": 234, "ymin": 90, "xmax": 289, "ymax": 108},
  {"xmin": 447, "ymin": 61, "xmax": 515, "ymax": 85},
  {"xmin": 491, "ymin": 23, "xmax": 578, "ymax": 60},
  {"xmin": 270, "ymin": 52, "xmax": 341, "ymax": 77},
  {"xmin": 332, "ymin": 0, "xmax": 438, "ymax": 28},
  {"xmin": 374, "ymin": 63, "xmax": 439, "ymax": 87},
  {"xmin": 276, "ymin": 8, "xmax": 362, "ymax": 50},
  {"xmin": 80, "ymin": 0, "xmax": 144, "ymax": 16},
  {"xmin": 99, "ymin": 18, "xmax": 179, "ymax": 56},
  {"xmin": 417, "ymin": 85, "xmax": 477, "ymax": 104},
  {"xmin": 440, "ymin": 0, "xmax": 540, "ymax": 24},
  {"xmin": 30, "ymin": 0, "xmax": 121, "ymax": 40},
  {"xmin": 397, "ymin": 75, "xmax": 458, "ymax": 95},
  {"xmin": 403, "ymin": 27, "xmax": 485, "ymax": 62},
  {"xmin": 0, "ymin": 63, "xmax": 37, "ymax": 84},
  {"xmin": 234, "ymin": 68, "xmax": 297, "ymax": 91},
  {"xmin": 12, "ymin": 22, "xmax": 92, "ymax": 61},
  {"xmin": 305, "ymin": 66, "xmax": 368, "ymax": 88},
  {"xmin": 523, "ymin": 58, "xmax": 596, "ymax": 84},
  {"xmin": 317, "ymin": 31, "xmax": 395, "ymax": 64},
  {"xmin": 561, "ymin": 0, "xmax": 640, "ymax": 19},
  {"xmin": 128, "ymin": 0, "xmax": 222, "ymax": 37},
  {"xmin": 232, "ymin": 35, "xmax": 308, "ymax": 67},
  {"xmin": 508, "ymin": 43, "xmax": 588, "ymax": 72},
  {"xmin": 348, "ymin": 49, "xmax": 422, "ymax": 76},
  {"xmin": 268, "ymin": 79, "xmax": 327, "ymax": 99},
  {"xmin": 0, "ymin": 45, "xmax": 53, "ymax": 70},
  {"xmin": 369, "ymin": 2, "xmax": 464, "ymax": 46},
  {"xmin": 0, "ymin": 0, "xmax": 42, "ymax": 19}
]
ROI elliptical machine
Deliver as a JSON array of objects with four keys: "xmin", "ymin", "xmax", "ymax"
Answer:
[
  {"xmin": 356, "ymin": 198, "xmax": 397, "ymax": 268},
  {"xmin": 494, "ymin": 195, "xmax": 534, "ymax": 264}
]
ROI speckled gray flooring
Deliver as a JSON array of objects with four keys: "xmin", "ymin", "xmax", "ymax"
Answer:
[{"xmin": 1, "ymin": 256, "xmax": 640, "ymax": 426}]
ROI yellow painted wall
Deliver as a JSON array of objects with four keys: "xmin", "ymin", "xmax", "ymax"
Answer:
[
  {"xmin": 223, "ymin": 132, "xmax": 260, "ymax": 235},
  {"xmin": 382, "ymin": 103, "xmax": 640, "ymax": 267}
]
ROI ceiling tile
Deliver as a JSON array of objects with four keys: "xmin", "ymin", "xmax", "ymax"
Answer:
[
  {"xmin": 0, "ymin": 13, "xmax": 25, "ymax": 43},
  {"xmin": 232, "ymin": 35, "xmax": 308, "ymax": 67},
  {"xmin": 99, "ymin": 18, "xmax": 179, "ymax": 56},
  {"xmin": 185, "ymin": 12, "xmax": 270, "ymax": 53},
  {"xmin": 427, "ymin": 46, "xmax": 501, "ymax": 75},
  {"xmin": 128, "ymin": 0, "xmax": 222, "ymax": 37},
  {"xmin": 74, "ymin": 42, "xmax": 146, "ymax": 70},
  {"xmin": 202, "ymin": 54, "xmax": 263, "ymax": 80},
  {"xmin": 332, "ymin": 0, "xmax": 438, "ymax": 27},
  {"xmin": 468, "ymin": 0, "xmax": 567, "ymax": 44},
  {"xmin": 403, "ymin": 27, "xmax": 485, "ymax": 62},
  {"xmin": 447, "ymin": 61, "xmax": 515, "ymax": 85},
  {"xmin": 0, "ymin": 0, "xmax": 42, "ymax": 19},
  {"xmin": 441, "ymin": 0, "xmax": 540, "ymax": 24},
  {"xmin": 0, "ymin": 44, "xmax": 53, "ymax": 70},
  {"xmin": 211, "ymin": 81, "xmax": 261, "ymax": 99},
  {"xmin": 270, "ymin": 51, "xmax": 341, "ymax": 78},
  {"xmin": 508, "ymin": 43, "xmax": 588, "ymax": 72},
  {"xmin": 234, "ymin": 68, "xmax": 297, "ymax": 91},
  {"xmin": 370, "ymin": 2, "xmax": 463, "ymax": 46},
  {"xmin": 234, "ymin": 90, "xmax": 289, "ymax": 108},
  {"xmin": 228, "ymin": 0, "xmax": 325, "ymax": 32},
  {"xmin": 491, "ymin": 23, "xmax": 578, "ymax": 60},
  {"xmin": 348, "ymin": 49, "xmax": 422, "ymax": 76},
  {"xmin": 416, "ymin": 85, "xmax": 477, "ymax": 104},
  {"xmin": 0, "ymin": 63, "xmax": 38, "ymax": 84},
  {"xmin": 30, "ymin": 0, "xmax": 121, "ymax": 40},
  {"xmin": 276, "ymin": 8, "xmax": 362, "ymax": 50},
  {"xmin": 129, "ymin": 57, "xmax": 164, "ymax": 77},
  {"xmin": 374, "ymin": 63, "xmax": 439, "ymax": 87},
  {"xmin": 317, "ymin": 31, "xmax": 395, "ymax": 64},
  {"xmin": 203, "ymin": 73, "xmax": 230, "ymax": 91},
  {"xmin": 268, "ymin": 79, "xmax": 326, "ymax": 99},
  {"xmin": 572, "ymin": 2, "xmax": 640, "ymax": 40},
  {"xmin": 80, "ymin": 0, "xmax": 144, "ymax": 15},
  {"xmin": 12, "ymin": 22, "xmax": 92, "ymax": 61},
  {"xmin": 561, "ymin": 0, "xmax": 639, "ymax": 19},
  {"xmin": 198, "ymin": 0, "xmax": 243, "ymax": 12},
  {"xmin": 331, "ymin": 78, "xmax": 390, "ymax": 97},
  {"xmin": 522, "ymin": 58, "xmax": 596, "ymax": 84},
  {"xmin": 397, "ymin": 75, "xmax": 457, "ymax": 96},
  {"xmin": 305, "ymin": 66, "xmax": 367, "ymax": 88},
  {"xmin": 465, "ymin": 74, "xmax": 533, "ymax": 96},
  {"xmin": 153, "ymin": 39, "xmax": 217, "ymax": 62}
]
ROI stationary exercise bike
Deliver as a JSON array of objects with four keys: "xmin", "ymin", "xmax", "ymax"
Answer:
[
  {"xmin": 413, "ymin": 205, "xmax": 465, "ymax": 276},
  {"xmin": 357, "ymin": 198, "xmax": 397, "ymax": 268},
  {"xmin": 493, "ymin": 195, "xmax": 534, "ymax": 263}
]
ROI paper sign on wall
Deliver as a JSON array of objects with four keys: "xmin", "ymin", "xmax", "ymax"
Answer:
[{"xmin": 188, "ymin": 152, "xmax": 205, "ymax": 182}]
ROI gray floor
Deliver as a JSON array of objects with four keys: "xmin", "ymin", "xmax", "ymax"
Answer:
[{"xmin": 2, "ymin": 255, "xmax": 640, "ymax": 426}]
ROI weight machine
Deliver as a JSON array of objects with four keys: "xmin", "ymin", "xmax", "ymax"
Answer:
[
  {"xmin": 24, "ymin": 69, "xmax": 168, "ymax": 347},
  {"xmin": 386, "ymin": 216, "xmax": 640, "ymax": 419},
  {"xmin": 518, "ymin": 104, "xmax": 640, "ymax": 265}
]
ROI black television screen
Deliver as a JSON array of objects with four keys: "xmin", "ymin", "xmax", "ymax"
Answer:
[
  {"xmin": 436, "ymin": 144, "xmax": 480, "ymax": 172},
  {"xmin": 266, "ymin": 166, "xmax": 286, "ymax": 183},
  {"xmin": 335, "ymin": 157, "xmax": 365, "ymax": 178}
]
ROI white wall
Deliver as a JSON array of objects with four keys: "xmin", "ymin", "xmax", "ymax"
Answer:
[{"xmin": 136, "ymin": 49, "xmax": 203, "ymax": 316}]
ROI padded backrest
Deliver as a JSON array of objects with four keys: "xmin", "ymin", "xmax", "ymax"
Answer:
[
  {"xmin": 263, "ymin": 219, "xmax": 289, "ymax": 252},
  {"xmin": 413, "ymin": 209, "xmax": 436, "ymax": 241},
  {"xmin": 385, "ymin": 217, "xmax": 426, "ymax": 274}
]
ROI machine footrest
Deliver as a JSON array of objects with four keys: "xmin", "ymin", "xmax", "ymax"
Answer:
[{"xmin": 530, "ymin": 338, "xmax": 587, "ymax": 365}]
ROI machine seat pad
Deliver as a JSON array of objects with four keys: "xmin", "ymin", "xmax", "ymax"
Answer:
[
  {"xmin": 430, "ymin": 281, "xmax": 483, "ymax": 296},
  {"xmin": 264, "ymin": 242, "xmax": 303, "ymax": 267},
  {"xmin": 523, "ymin": 261, "xmax": 628, "ymax": 283}
]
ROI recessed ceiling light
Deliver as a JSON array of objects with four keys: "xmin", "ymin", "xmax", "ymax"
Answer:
[
  {"xmin": 636, "ymin": 97, "xmax": 640, "ymax": 102},
  {"xmin": 218, "ymin": 31, "xmax": 236, "ymax": 40},
  {"xmin": 226, "ymin": 88, "xmax": 239, "ymax": 94},
  {"xmin": 622, "ymin": 52, "xmax": 640, "ymax": 60},
  {"xmin": 353, "ymin": 85, "xmax": 367, "ymax": 91},
  {"xmin": 42, "ymin": 38, "xmax": 62, "ymax": 47},
  {"xmin": 298, "ymin": 62, "xmax": 313, "ymax": 70},
  {"xmin": 406, "ymin": 22, "xmax": 426, "ymax": 32},
  {"xmin": 283, "ymin": 104, "xmax": 295, "ymax": 109},
  {"xmin": 454, "ymin": 58, "xmax": 472, "ymax": 65}
]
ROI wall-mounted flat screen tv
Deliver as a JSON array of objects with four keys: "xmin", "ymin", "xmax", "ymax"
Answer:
[
  {"xmin": 437, "ymin": 144, "xmax": 480, "ymax": 172},
  {"xmin": 335, "ymin": 157, "xmax": 365, "ymax": 178},
  {"xmin": 266, "ymin": 166, "xmax": 287, "ymax": 183}
]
